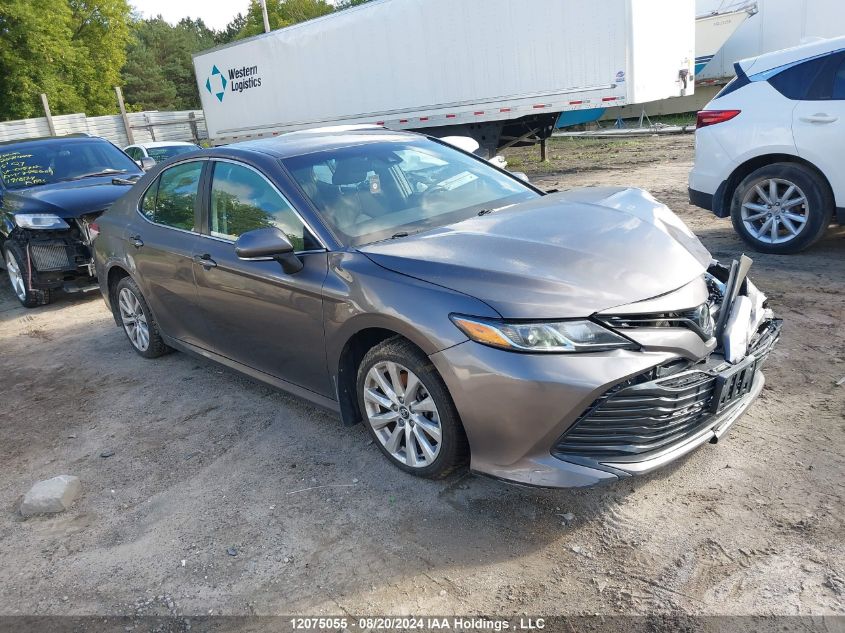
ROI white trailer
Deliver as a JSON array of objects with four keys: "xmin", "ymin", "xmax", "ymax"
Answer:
[
  {"xmin": 193, "ymin": 0, "xmax": 694, "ymax": 154},
  {"xmin": 697, "ymin": 0, "xmax": 845, "ymax": 83}
]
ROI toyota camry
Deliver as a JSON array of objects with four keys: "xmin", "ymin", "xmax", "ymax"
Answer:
[{"xmin": 94, "ymin": 127, "xmax": 781, "ymax": 487}]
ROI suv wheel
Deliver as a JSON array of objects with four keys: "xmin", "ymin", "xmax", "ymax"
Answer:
[
  {"xmin": 115, "ymin": 276, "xmax": 169, "ymax": 358},
  {"xmin": 3, "ymin": 242, "xmax": 51, "ymax": 308},
  {"xmin": 356, "ymin": 337, "xmax": 468, "ymax": 479},
  {"xmin": 730, "ymin": 163, "xmax": 833, "ymax": 254}
]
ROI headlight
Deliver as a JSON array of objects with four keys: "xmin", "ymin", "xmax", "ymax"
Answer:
[
  {"xmin": 450, "ymin": 315, "xmax": 638, "ymax": 353},
  {"xmin": 14, "ymin": 214, "xmax": 69, "ymax": 230}
]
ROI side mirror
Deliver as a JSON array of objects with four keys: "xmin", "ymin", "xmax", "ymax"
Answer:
[
  {"xmin": 234, "ymin": 227, "xmax": 303, "ymax": 274},
  {"xmin": 139, "ymin": 157, "xmax": 156, "ymax": 171}
]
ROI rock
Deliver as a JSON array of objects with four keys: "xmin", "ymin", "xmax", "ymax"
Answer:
[
  {"xmin": 100, "ymin": 450, "xmax": 115, "ymax": 458},
  {"xmin": 226, "ymin": 548, "xmax": 238, "ymax": 556},
  {"xmin": 561, "ymin": 512, "xmax": 575, "ymax": 523},
  {"xmin": 439, "ymin": 589, "xmax": 447, "ymax": 597},
  {"xmin": 571, "ymin": 545, "xmax": 583, "ymax": 555},
  {"xmin": 20, "ymin": 475, "xmax": 81, "ymax": 517}
]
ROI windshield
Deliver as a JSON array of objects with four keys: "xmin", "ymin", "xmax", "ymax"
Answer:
[
  {"xmin": 283, "ymin": 139, "xmax": 539, "ymax": 246},
  {"xmin": 146, "ymin": 145, "xmax": 199, "ymax": 162},
  {"xmin": 0, "ymin": 139, "xmax": 141, "ymax": 190}
]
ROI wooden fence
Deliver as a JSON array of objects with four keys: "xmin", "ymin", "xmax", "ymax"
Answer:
[{"xmin": 0, "ymin": 109, "xmax": 208, "ymax": 148}]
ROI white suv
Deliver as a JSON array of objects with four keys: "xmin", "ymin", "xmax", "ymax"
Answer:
[{"xmin": 689, "ymin": 36, "xmax": 845, "ymax": 253}]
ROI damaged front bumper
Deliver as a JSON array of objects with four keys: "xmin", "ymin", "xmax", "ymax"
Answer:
[
  {"xmin": 7, "ymin": 219, "xmax": 99, "ymax": 291},
  {"xmin": 429, "ymin": 260, "xmax": 782, "ymax": 489}
]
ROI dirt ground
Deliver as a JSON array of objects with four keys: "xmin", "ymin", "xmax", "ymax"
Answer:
[{"xmin": 0, "ymin": 135, "xmax": 843, "ymax": 623}]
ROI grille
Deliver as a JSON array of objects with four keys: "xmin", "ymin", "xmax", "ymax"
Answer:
[
  {"xmin": 29, "ymin": 244, "xmax": 73, "ymax": 271},
  {"xmin": 553, "ymin": 369, "xmax": 719, "ymax": 459}
]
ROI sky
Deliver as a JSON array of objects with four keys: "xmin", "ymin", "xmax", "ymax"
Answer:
[{"xmin": 130, "ymin": 0, "xmax": 252, "ymax": 30}]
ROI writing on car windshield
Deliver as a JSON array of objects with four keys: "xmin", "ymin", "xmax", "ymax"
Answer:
[
  {"xmin": 0, "ymin": 140, "xmax": 139, "ymax": 190},
  {"xmin": 0, "ymin": 151, "xmax": 53, "ymax": 188},
  {"xmin": 283, "ymin": 140, "xmax": 538, "ymax": 245}
]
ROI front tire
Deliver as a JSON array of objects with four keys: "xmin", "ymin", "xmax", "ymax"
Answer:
[
  {"xmin": 115, "ymin": 276, "xmax": 169, "ymax": 358},
  {"xmin": 3, "ymin": 242, "xmax": 51, "ymax": 308},
  {"xmin": 356, "ymin": 337, "xmax": 468, "ymax": 479},
  {"xmin": 730, "ymin": 163, "xmax": 832, "ymax": 254}
]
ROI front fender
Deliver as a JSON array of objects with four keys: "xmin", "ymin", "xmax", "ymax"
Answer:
[{"xmin": 322, "ymin": 251, "xmax": 500, "ymax": 380}]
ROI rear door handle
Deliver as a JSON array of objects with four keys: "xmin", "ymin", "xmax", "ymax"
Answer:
[
  {"xmin": 194, "ymin": 253, "xmax": 217, "ymax": 269},
  {"xmin": 128, "ymin": 235, "xmax": 144, "ymax": 248},
  {"xmin": 800, "ymin": 113, "xmax": 838, "ymax": 124}
]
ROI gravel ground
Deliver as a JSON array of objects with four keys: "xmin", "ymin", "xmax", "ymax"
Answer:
[{"xmin": 0, "ymin": 135, "xmax": 842, "ymax": 622}]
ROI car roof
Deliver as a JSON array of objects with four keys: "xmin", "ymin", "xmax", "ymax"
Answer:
[
  {"xmin": 739, "ymin": 35, "xmax": 845, "ymax": 77},
  {"xmin": 219, "ymin": 126, "xmax": 425, "ymax": 160},
  {"xmin": 0, "ymin": 133, "xmax": 93, "ymax": 148},
  {"xmin": 131, "ymin": 141, "xmax": 199, "ymax": 148}
]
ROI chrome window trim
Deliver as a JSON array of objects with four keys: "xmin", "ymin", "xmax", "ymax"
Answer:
[
  {"xmin": 205, "ymin": 157, "xmax": 329, "ymax": 253},
  {"xmin": 134, "ymin": 157, "xmax": 208, "ymax": 235}
]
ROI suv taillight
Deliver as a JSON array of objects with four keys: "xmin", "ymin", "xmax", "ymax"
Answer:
[{"xmin": 696, "ymin": 110, "xmax": 741, "ymax": 129}]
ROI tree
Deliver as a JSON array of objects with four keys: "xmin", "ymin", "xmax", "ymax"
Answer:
[
  {"xmin": 218, "ymin": 13, "xmax": 247, "ymax": 44},
  {"xmin": 237, "ymin": 0, "xmax": 334, "ymax": 39},
  {"xmin": 0, "ymin": 0, "xmax": 81, "ymax": 119},
  {"xmin": 122, "ymin": 16, "xmax": 216, "ymax": 111},
  {"xmin": 336, "ymin": 0, "xmax": 374, "ymax": 8},
  {"xmin": 0, "ymin": 0, "xmax": 130, "ymax": 120},
  {"xmin": 67, "ymin": 0, "xmax": 132, "ymax": 115}
]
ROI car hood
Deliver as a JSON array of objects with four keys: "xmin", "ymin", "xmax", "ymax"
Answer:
[
  {"xmin": 359, "ymin": 187, "xmax": 712, "ymax": 319},
  {"xmin": 3, "ymin": 176, "xmax": 136, "ymax": 219}
]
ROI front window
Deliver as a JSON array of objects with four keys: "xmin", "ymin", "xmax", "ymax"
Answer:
[
  {"xmin": 283, "ymin": 139, "xmax": 538, "ymax": 246},
  {"xmin": 145, "ymin": 145, "xmax": 199, "ymax": 162},
  {"xmin": 209, "ymin": 161, "xmax": 319, "ymax": 251},
  {"xmin": 0, "ymin": 139, "xmax": 141, "ymax": 190}
]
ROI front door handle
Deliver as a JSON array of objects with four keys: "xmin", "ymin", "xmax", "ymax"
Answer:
[
  {"xmin": 800, "ymin": 113, "xmax": 838, "ymax": 124},
  {"xmin": 128, "ymin": 235, "xmax": 144, "ymax": 248},
  {"xmin": 194, "ymin": 253, "xmax": 217, "ymax": 269}
]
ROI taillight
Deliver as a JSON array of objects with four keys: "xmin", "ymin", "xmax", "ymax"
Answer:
[{"xmin": 696, "ymin": 110, "xmax": 741, "ymax": 129}]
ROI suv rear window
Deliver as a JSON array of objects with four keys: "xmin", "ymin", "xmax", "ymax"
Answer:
[{"xmin": 768, "ymin": 56, "xmax": 829, "ymax": 100}]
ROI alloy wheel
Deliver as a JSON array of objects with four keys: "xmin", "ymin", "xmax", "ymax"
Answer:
[
  {"xmin": 118, "ymin": 287, "xmax": 150, "ymax": 352},
  {"xmin": 363, "ymin": 361, "xmax": 442, "ymax": 468},
  {"xmin": 5, "ymin": 251, "xmax": 26, "ymax": 302},
  {"xmin": 740, "ymin": 178, "xmax": 809, "ymax": 245}
]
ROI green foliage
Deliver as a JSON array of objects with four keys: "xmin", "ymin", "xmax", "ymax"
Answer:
[
  {"xmin": 0, "ymin": 0, "xmax": 129, "ymax": 120},
  {"xmin": 122, "ymin": 16, "xmax": 216, "ymax": 111},
  {"xmin": 67, "ymin": 0, "xmax": 132, "ymax": 115},
  {"xmin": 237, "ymin": 0, "xmax": 334, "ymax": 39}
]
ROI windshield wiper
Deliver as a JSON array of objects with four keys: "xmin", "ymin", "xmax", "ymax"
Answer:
[
  {"xmin": 477, "ymin": 208, "xmax": 494, "ymax": 216},
  {"xmin": 113, "ymin": 174, "xmax": 142, "ymax": 185},
  {"xmin": 390, "ymin": 231, "xmax": 410, "ymax": 239},
  {"xmin": 70, "ymin": 169, "xmax": 128, "ymax": 180}
]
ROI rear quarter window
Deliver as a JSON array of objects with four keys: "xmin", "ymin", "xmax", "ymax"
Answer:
[{"xmin": 768, "ymin": 57, "xmax": 829, "ymax": 100}]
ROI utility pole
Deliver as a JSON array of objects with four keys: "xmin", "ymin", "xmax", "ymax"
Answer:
[
  {"xmin": 115, "ymin": 87, "xmax": 135, "ymax": 145},
  {"xmin": 259, "ymin": 0, "xmax": 271, "ymax": 33},
  {"xmin": 40, "ymin": 94, "xmax": 56, "ymax": 136}
]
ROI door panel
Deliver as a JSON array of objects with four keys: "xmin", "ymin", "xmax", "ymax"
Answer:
[
  {"xmin": 126, "ymin": 160, "xmax": 206, "ymax": 345},
  {"xmin": 192, "ymin": 160, "xmax": 332, "ymax": 396},
  {"xmin": 792, "ymin": 54, "xmax": 845, "ymax": 206}
]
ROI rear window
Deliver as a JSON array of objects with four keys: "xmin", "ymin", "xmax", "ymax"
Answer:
[
  {"xmin": 145, "ymin": 145, "xmax": 198, "ymax": 162},
  {"xmin": 768, "ymin": 57, "xmax": 829, "ymax": 100}
]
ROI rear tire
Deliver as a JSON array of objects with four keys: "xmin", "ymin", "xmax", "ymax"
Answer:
[
  {"xmin": 3, "ymin": 242, "xmax": 52, "ymax": 308},
  {"xmin": 114, "ymin": 276, "xmax": 170, "ymax": 358},
  {"xmin": 730, "ymin": 163, "xmax": 832, "ymax": 254},
  {"xmin": 356, "ymin": 337, "xmax": 468, "ymax": 479}
]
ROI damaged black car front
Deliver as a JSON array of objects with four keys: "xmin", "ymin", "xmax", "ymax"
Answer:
[{"xmin": 0, "ymin": 135, "xmax": 142, "ymax": 307}]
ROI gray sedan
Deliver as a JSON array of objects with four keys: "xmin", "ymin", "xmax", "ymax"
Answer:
[{"xmin": 94, "ymin": 127, "xmax": 781, "ymax": 487}]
